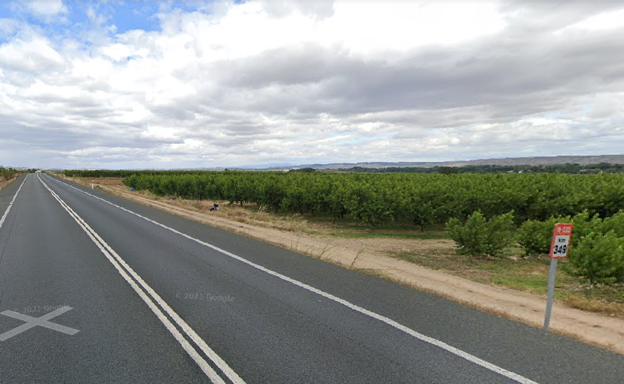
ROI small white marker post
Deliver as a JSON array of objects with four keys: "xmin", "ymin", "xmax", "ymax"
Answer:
[{"xmin": 543, "ymin": 223, "xmax": 573, "ymax": 332}]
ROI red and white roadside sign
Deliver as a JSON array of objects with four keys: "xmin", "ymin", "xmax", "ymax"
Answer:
[{"xmin": 549, "ymin": 223, "xmax": 573, "ymax": 259}]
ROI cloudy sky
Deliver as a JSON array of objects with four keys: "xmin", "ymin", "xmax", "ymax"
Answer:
[{"xmin": 0, "ymin": 0, "xmax": 623, "ymax": 169}]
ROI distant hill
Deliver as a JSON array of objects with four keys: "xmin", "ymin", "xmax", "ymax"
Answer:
[
  {"xmin": 446, "ymin": 155, "xmax": 624, "ymax": 167},
  {"xmin": 278, "ymin": 155, "xmax": 624, "ymax": 170}
]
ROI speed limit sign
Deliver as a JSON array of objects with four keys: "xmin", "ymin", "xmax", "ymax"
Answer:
[{"xmin": 549, "ymin": 223, "xmax": 573, "ymax": 259}]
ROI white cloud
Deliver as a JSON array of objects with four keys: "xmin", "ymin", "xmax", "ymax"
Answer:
[
  {"xmin": 23, "ymin": 0, "xmax": 67, "ymax": 20},
  {"xmin": 320, "ymin": 1, "xmax": 506, "ymax": 54},
  {"xmin": 591, "ymin": 93, "xmax": 624, "ymax": 119},
  {"xmin": 0, "ymin": 35, "xmax": 65, "ymax": 72},
  {"xmin": 0, "ymin": 1, "xmax": 623, "ymax": 168},
  {"xmin": 562, "ymin": 7, "xmax": 624, "ymax": 32}
]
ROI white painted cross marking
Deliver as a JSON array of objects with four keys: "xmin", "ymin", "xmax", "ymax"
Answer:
[{"xmin": 0, "ymin": 306, "xmax": 79, "ymax": 341}]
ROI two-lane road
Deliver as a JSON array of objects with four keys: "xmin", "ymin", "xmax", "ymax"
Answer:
[{"xmin": 1, "ymin": 173, "xmax": 623, "ymax": 383}]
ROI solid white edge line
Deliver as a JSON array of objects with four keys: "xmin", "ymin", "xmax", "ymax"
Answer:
[
  {"xmin": 48, "ymin": 174, "xmax": 539, "ymax": 384},
  {"xmin": 37, "ymin": 175, "xmax": 238, "ymax": 384},
  {"xmin": 0, "ymin": 175, "xmax": 28, "ymax": 233}
]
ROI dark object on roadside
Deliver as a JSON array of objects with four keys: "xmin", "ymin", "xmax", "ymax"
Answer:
[{"xmin": 210, "ymin": 203, "xmax": 219, "ymax": 211}]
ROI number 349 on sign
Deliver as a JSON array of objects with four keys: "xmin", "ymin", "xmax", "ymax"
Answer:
[{"xmin": 550, "ymin": 224, "xmax": 573, "ymax": 259}]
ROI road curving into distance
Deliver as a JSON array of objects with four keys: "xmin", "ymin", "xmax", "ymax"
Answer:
[{"xmin": 0, "ymin": 173, "xmax": 623, "ymax": 383}]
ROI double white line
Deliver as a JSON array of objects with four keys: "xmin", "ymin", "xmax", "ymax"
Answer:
[{"xmin": 37, "ymin": 174, "xmax": 245, "ymax": 384}]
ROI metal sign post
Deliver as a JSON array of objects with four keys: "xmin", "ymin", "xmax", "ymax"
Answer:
[{"xmin": 543, "ymin": 223, "xmax": 573, "ymax": 332}]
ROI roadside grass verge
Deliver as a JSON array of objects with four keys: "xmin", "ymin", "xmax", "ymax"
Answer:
[
  {"xmin": 0, "ymin": 174, "xmax": 20, "ymax": 190},
  {"xmin": 390, "ymin": 251, "xmax": 624, "ymax": 318},
  {"xmin": 330, "ymin": 231, "xmax": 446, "ymax": 239}
]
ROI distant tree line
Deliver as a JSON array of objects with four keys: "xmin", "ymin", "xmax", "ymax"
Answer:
[
  {"xmin": 341, "ymin": 163, "xmax": 624, "ymax": 174},
  {"xmin": 63, "ymin": 163, "xmax": 624, "ymax": 179},
  {"xmin": 63, "ymin": 170, "xmax": 211, "ymax": 178}
]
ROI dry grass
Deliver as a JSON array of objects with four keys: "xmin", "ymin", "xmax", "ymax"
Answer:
[
  {"xmin": 84, "ymin": 177, "xmax": 125, "ymax": 185},
  {"xmin": 390, "ymin": 251, "xmax": 624, "ymax": 318},
  {"xmin": 66, "ymin": 175, "xmax": 319, "ymax": 235},
  {"xmin": 0, "ymin": 175, "xmax": 20, "ymax": 190}
]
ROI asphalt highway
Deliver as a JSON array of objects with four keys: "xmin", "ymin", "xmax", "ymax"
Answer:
[{"xmin": 0, "ymin": 173, "xmax": 623, "ymax": 383}]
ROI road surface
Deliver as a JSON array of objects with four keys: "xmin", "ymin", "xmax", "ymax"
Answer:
[{"xmin": 0, "ymin": 173, "xmax": 623, "ymax": 383}]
